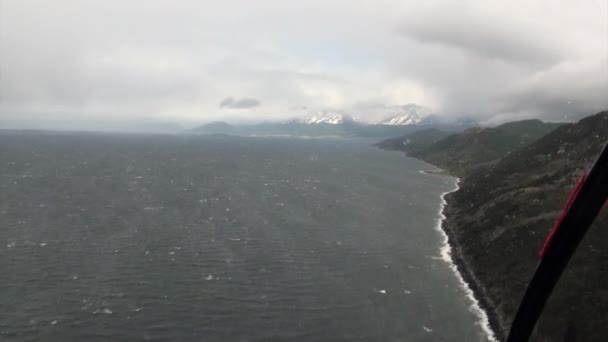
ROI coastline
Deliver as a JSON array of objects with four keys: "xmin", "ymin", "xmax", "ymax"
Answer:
[
  {"xmin": 418, "ymin": 169, "xmax": 451, "ymax": 176},
  {"xmin": 378, "ymin": 147, "xmax": 508, "ymax": 339},
  {"xmin": 434, "ymin": 175, "xmax": 503, "ymax": 341}
]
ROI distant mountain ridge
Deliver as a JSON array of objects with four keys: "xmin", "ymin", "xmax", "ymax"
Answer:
[
  {"xmin": 191, "ymin": 110, "xmax": 479, "ymax": 139},
  {"xmin": 374, "ymin": 128, "xmax": 451, "ymax": 153}
]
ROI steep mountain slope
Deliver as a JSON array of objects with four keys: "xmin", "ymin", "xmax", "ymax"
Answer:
[
  {"xmin": 411, "ymin": 119, "xmax": 562, "ymax": 176},
  {"xmin": 443, "ymin": 112, "xmax": 608, "ymax": 340}
]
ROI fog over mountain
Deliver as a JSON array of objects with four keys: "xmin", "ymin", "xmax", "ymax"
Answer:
[{"xmin": 0, "ymin": 0, "xmax": 606, "ymax": 131}]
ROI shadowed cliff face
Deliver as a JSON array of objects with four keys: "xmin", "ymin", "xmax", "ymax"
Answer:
[{"xmin": 445, "ymin": 112, "xmax": 608, "ymax": 340}]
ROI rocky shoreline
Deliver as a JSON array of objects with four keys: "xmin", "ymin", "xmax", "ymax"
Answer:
[{"xmin": 442, "ymin": 191, "xmax": 506, "ymax": 341}]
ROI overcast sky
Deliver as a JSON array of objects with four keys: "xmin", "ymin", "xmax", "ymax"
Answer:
[{"xmin": 0, "ymin": 0, "xmax": 607, "ymax": 130}]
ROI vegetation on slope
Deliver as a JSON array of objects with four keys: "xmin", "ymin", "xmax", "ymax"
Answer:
[
  {"xmin": 445, "ymin": 111, "xmax": 608, "ymax": 340},
  {"xmin": 410, "ymin": 120, "xmax": 562, "ymax": 176},
  {"xmin": 378, "ymin": 112, "xmax": 607, "ymax": 340}
]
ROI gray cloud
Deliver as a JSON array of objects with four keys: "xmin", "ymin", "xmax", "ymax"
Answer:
[
  {"xmin": 220, "ymin": 97, "xmax": 261, "ymax": 109},
  {"xmin": 491, "ymin": 61, "xmax": 608, "ymax": 122},
  {"xmin": 389, "ymin": 0, "xmax": 608, "ymax": 122},
  {"xmin": 399, "ymin": 12, "xmax": 564, "ymax": 68},
  {"xmin": 0, "ymin": 0, "xmax": 606, "ymax": 130}
]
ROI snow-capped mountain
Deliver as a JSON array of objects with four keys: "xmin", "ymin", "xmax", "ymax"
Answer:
[
  {"xmin": 378, "ymin": 104, "xmax": 433, "ymax": 126},
  {"xmin": 301, "ymin": 112, "xmax": 354, "ymax": 125}
]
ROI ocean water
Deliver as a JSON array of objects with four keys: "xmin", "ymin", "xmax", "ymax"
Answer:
[{"xmin": 0, "ymin": 132, "xmax": 490, "ymax": 341}]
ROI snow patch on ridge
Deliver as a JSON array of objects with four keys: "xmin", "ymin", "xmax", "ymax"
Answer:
[
  {"xmin": 302, "ymin": 112, "xmax": 353, "ymax": 124},
  {"xmin": 378, "ymin": 104, "xmax": 433, "ymax": 126}
]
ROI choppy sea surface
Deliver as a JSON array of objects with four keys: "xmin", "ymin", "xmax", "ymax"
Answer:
[{"xmin": 0, "ymin": 132, "xmax": 490, "ymax": 341}]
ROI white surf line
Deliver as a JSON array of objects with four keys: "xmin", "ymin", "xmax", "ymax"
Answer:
[
  {"xmin": 418, "ymin": 170, "xmax": 437, "ymax": 175},
  {"xmin": 436, "ymin": 178, "xmax": 498, "ymax": 342}
]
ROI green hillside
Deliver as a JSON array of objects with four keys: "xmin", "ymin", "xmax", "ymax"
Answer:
[
  {"xmin": 411, "ymin": 120, "xmax": 561, "ymax": 176},
  {"xmin": 446, "ymin": 112, "xmax": 608, "ymax": 340},
  {"xmin": 378, "ymin": 112, "xmax": 608, "ymax": 340}
]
